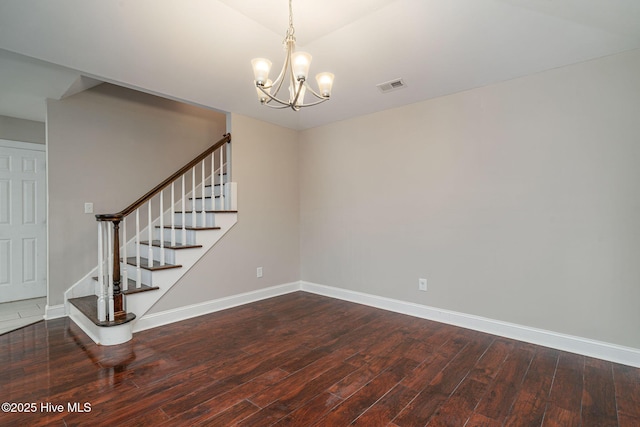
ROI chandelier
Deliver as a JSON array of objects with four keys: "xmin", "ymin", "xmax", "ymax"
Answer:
[{"xmin": 251, "ymin": 0, "xmax": 334, "ymax": 111}]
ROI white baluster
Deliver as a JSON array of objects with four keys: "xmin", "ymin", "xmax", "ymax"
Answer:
[
  {"xmin": 171, "ymin": 181, "xmax": 176, "ymax": 247},
  {"xmin": 201, "ymin": 159, "xmax": 206, "ymax": 226},
  {"xmin": 211, "ymin": 151, "xmax": 215, "ymax": 210},
  {"xmin": 159, "ymin": 190, "xmax": 165, "ymax": 266},
  {"xmin": 97, "ymin": 222, "xmax": 106, "ymax": 322},
  {"xmin": 122, "ymin": 217, "xmax": 128, "ymax": 291},
  {"xmin": 225, "ymin": 139, "xmax": 232, "ymax": 187},
  {"xmin": 191, "ymin": 166, "xmax": 197, "ymax": 227},
  {"xmin": 136, "ymin": 208, "xmax": 141, "ymax": 288},
  {"xmin": 107, "ymin": 222, "xmax": 114, "ymax": 321},
  {"xmin": 219, "ymin": 147, "xmax": 225, "ymax": 210},
  {"xmin": 182, "ymin": 173, "xmax": 187, "ymax": 245},
  {"xmin": 148, "ymin": 202, "xmax": 153, "ymax": 268}
]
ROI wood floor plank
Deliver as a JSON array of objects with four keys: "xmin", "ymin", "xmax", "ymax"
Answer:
[
  {"xmin": 424, "ymin": 378, "xmax": 488, "ymax": 427},
  {"xmin": 272, "ymin": 392, "xmax": 343, "ymax": 426},
  {"xmin": 352, "ymin": 384, "xmax": 418, "ymax": 426},
  {"xmin": 248, "ymin": 348, "xmax": 357, "ymax": 408},
  {"xmin": 239, "ymin": 362, "xmax": 359, "ymax": 426},
  {"xmin": 618, "ymin": 413, "xmax": 640, "ymax": 427},
  {"xmin": 392, "ymin": 334, "xmax": 494, "ymax": 426},
  {"xmin": 313, "ymin": 357, "xmax": 418, "ymax": 426},
  {"xmin": 545, "ymin": 351, "xmax": 584, "ymax": 425},
  {"xmin": 466, "ymin": 412, "xmax": 503, "ymax": 426},
  {"xmin": 427, "ymin": 377, "xmax": 488, "ymax": 427},
  {"xmin": 503, "ymin": 346, "xmax": 559, "ymax": 426},
  {"xmin": 117, "ymin": 407, "xmax": 171, "ymax": 427},
  {"xmin": 613, "ymin": 363, "xmax": 640, "ymax": 419},
  {"xmin": 467, "ymin": 338, "xmax": 515, "ymax": 385},
  {"xmin": 392, "ymin": 334, "xmax": 477, "ymax": 426},
  {"xmin": 582, "ymin": 358, "xmax": 618, "ymax": 426},
  {"xmin": 159, "ymin": 368, "xmax": 289, "ymax": 425},
  {"xmin": 473, "ymin": 343, "xmax": 536, "ymax": 423},
  {"xmin": 328, "ymin": 354, "xmax": 406, "ymax": 399},
  {"xmin": 542, "ymin": 405, "xmax": 582, "ymax": 427},
  {"xmin": 194, "ymin": 399, "xmax": 260, "ymax": 426},
  {"xmin": 1, "ymin": 292, "xmax": 638, "ymax": 426},
  {"xmin": 399, "ymin": 334, "xmax": 470, "ymax": 393}
]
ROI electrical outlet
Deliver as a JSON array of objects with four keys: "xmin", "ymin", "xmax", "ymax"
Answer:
[
  {"xmin": 84, "ymin": 202, "xmax": 94, "ymax": 214},
  {"xmin": 257, "ymin": 267, "xmax": 263, "ymax": 278},
  {"xmin": 418, "ymin": 278, "xmax": 427, "ymax": 291}
]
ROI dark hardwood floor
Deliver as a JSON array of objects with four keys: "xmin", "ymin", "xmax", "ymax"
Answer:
[{"xmin": 1, "ymin": 292, "xmax": 638, "ymax": 426}]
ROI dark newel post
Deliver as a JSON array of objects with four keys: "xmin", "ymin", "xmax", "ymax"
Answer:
[{"xmin": 112, "ymin": 220, "xmax": 126, "ymax": 320}]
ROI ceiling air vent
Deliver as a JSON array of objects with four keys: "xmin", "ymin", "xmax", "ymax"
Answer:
[{"xmin": 377, "ymin": 78, "xmax": 407, "ymax": 93}]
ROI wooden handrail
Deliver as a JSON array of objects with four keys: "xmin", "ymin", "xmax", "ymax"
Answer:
[{"xmin": 95, "ymin": 133, "xmax": 231, "ymax": 221}]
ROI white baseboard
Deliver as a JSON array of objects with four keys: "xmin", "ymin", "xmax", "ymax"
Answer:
[
  {"xmin": 300, "ymin": 281, "xmax": 640, "ymax": 368},
  {"xmin": 44, "ymin": 304, "xmax": 66, "ymax": 320},
  {"xmin": 125, "ymin": 280, "xmax": 639, "ymax": 367},
  {"xmin": 133, "ymin": 282, "xmax": 301, "ymax": 333}
]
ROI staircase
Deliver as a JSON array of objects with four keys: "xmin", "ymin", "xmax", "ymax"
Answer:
[{"xmin": 65, "ymin": 134, "xmax": 237, "ymax": 345}]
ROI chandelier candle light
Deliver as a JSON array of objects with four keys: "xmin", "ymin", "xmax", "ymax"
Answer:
[{"xmin": 251, "ymin": 0, "xmax": 334, "ymax": 110}]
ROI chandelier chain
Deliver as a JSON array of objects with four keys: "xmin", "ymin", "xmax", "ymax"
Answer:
[{"xmin": 286, "ymin": 0, "xmax": 295, "ymax": 40}]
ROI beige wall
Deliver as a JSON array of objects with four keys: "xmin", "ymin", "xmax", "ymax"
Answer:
[
  {"xmin": 299, "ymin": 49, "xmax": 640, "ymax": 349},
  {"xmin": 149, "ymin": 114, "xmax": 300, "ymax": 311},
  {"xmin": 46, "ymin": 50, "xmax": 640, "ymax": 351},
  {"xmin": 47, "ymin": 84, "xmax": 226, "ymax": 306},
  {"xmin": 0, "ymin": 115, "xmax": 45, "ymax": 144}
]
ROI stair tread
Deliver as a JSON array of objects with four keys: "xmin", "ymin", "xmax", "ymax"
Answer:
[
  {"xmin": 123, "ymin": 282, "xmax": 160, "ymax": 295},
  {"xmin": 92, "ymin": 277, "xmax": 160, "ymax": 295},
  {"xmin": 69, "ymin": 295, "xmax": 136, "ymax": 327},
  {"xmin": 174, "ymin": 210, "xmax": 238, "ymax": 214},
  {"xmin": 140, "ymin": 240, "xmax": 203, "ymax": 249},
  {"xmin": 125, "ymin": 257, "xmax": 182, "ymax": 270},
  {"xmin": 157, "ymin": 225, "xmax": 221, "ymax": 231},
  {"xmin": 189, "ymin": 195, "xmax": 221, "ymax": 200}
]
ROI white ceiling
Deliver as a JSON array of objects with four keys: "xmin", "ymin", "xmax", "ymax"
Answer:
[{"xmin": 0, "ymin": 0, "xmax": 639, "ymax": 130}]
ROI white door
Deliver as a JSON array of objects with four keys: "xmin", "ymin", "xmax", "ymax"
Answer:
[{"xmin": 0, "ymin": 140, "xmax": 47, "ymax": 303}]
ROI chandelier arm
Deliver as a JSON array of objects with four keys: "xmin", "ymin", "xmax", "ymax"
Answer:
[
  {"xmin": 293, "ymin": 97, "xmax": 330, "ymax": 108},
  {"xmin": 263, "ymin": 102, "xmax": 293, "ymax": 110},
  {"xmin": 289, "ymin": 78, "xmax": 305, "ymax": 107},
  {"xmin": 269, "ymin": 44, "xmax": 291, "ymax": 94},
  {"xmin": 256, "ymin": 85, "xmax": 294, "ymax": 107},
  {"xmin": 256, "ymin": 79, "xmax": 329, "ymax": 109},
  {"xmin": 288, "ymin": 50, "xmax": 298, "ymax": 99},
  {"xmin": 302, "ymin": 82, "xmax": 329, "ymax": 100}
]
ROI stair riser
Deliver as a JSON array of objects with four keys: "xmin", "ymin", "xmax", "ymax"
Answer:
[
  {"xmin": 159, "ymin": 227, "xmax": 198, "ymax": 244},
  {"xmin": 189, "ymin": 198, "xmax": 224, "ymax": 211},
  {"xmin": 143, "ymin": 245, "xmax": 177, "ymax": 265},
  {"xmin": 92, "ymin": 265, "xmax": 154, "ymax": 291},
  {"xmin": 204, "ymin": 185, "xmax": 223, "ymax": 197},
  {"xmin": 171, "ymin": 212, "xmax": 216, "ymax": 228},
  {"xmin": 123, "ymin": 263, "xmax": 154, "ymax": 286},
  {"xmin": 208, "ymin": 174, "xmax": 228, "ymax": 184},
  {"xmin": 190, "ymin": 186, "xmax": 222, "ymax": 200},
  {"xmin": 125, "ymin": 243, "xmax": 178, "ymax": 264}
]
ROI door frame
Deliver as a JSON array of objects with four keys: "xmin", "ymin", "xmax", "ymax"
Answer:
[{"xmin": 0, "ymin": 138, "xmax": 47, "ymax": 306}]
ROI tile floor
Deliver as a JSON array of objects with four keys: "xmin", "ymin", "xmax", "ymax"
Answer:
[{"xmin": 0, "ymin": 297, "xmax": 45, "ymax": 335}]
